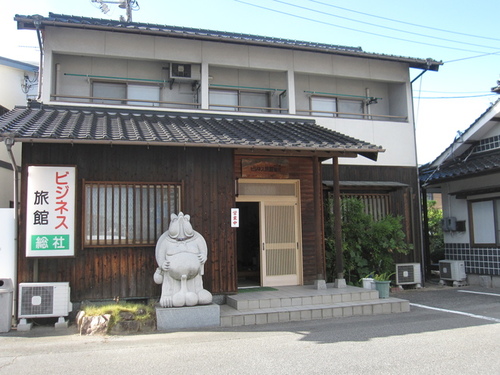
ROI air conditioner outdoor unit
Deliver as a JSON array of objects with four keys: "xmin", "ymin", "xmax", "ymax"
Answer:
[
  {"xmin": 395, "ymin": 263, "xmax": 422, "ymax": 287},
  {"xmin": 439, "ymin": 260, "xmax": 466, "ymax": 281},
  {"xmin": 18, "ymin": 282, "xmax": 72, "ymax": 319},
  {"xmin": 169, "ymin": 63, "xmax": 201, "ymax": 80}
]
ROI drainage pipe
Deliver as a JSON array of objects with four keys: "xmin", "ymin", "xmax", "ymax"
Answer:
[{"xmin": 4, "ymin": 136, "xmax": 19, "ymax": 317}]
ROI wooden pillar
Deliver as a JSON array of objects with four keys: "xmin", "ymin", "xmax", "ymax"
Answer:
[
  {"xmin": 313, "ymin": 156, "xmax": 325, "ymax": 280},
  {"xmin": 332, "ymin": 157, "xmax": 344, "ymax": 280}
]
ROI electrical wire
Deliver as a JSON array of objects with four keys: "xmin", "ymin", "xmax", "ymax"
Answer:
[
  {"xmin": 307, "ymin": 0, "xmax": 500, "ymax": 43},
  {"xmin": 270, "ymin": 0, "xmax": 500, "ymax": 51},
  {"xmin": 233, "ymin": 0, "xmax": 495, "ymax": 54}
]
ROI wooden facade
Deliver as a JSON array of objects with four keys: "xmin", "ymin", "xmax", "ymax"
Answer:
[
  {"xmin": 323, "ymin": 164, "xmax": 422, "ymax": 264},
  {"xmin": 18, "ymin": 143, "xmax": 327, "ymax": 301}
]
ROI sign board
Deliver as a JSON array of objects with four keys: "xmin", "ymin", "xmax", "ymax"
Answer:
[
  {"xmin": 26, "ymin": 166, "xmax": 76, "ymax": 257},
  {"xmin": 242, "ymin": 158, "xmax": 289, "ymax": 179},
  {"xmin": 231, "ymin": 208, "xmax": 239, "ymax": 228}
]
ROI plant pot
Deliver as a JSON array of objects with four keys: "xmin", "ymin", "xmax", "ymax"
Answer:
[
  {"xmin": 361, "ymin": 278, "xmax": 375, "ymax": 290},
  {"xmin": 374, "ymin": 280, "xmax": 391, "ymax": 298}
]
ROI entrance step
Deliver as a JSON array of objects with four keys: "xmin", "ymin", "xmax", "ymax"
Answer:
[{"xmin": 220, "ymin": 285, "xmax": 409, "ymax": 327}]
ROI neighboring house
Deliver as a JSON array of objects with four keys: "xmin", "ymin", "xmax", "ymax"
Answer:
[
  {"xmin": 0, "ymin": 56, "xmax": 38, "ymax": 208},
  {"xmin": 420, "ymin": 99, "xmax": 500, "ymax": 287},
  {"xmin": 0, "ymin": 13, "xmax": 440, "ymax": 302}
]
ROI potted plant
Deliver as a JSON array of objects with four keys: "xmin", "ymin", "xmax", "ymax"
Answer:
[
  {"xmin": 373, "ymin": 272, "xmax": 394, "ymax": 298},
  {"xmin": 361, "ymin": 273, "xmax": 375, "ymax": 290}
]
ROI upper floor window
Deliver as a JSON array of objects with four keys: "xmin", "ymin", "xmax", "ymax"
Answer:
[
  {"xmin": 469, "ymin": 199, "xmax": 500, "ymax": 246},
  {"xmin": 92, "ymin": 82, "xmax": 160, "ymax": 107},
  {"xmin": 310, "ymin": 96, "xmax": 364, "ymax": 118},
  {"xmin": 209, "ymin": 89, "xmax": 270, "ymax": 113}
]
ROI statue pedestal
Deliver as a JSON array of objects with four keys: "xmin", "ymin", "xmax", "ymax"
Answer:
[{"xmin": 156, "ymin": 304, "xmax": 220, "ymax": 331}]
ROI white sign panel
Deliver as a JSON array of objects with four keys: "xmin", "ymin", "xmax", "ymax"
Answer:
[
  {"xmin": 26, "ymin": 166, "xmax": 76, "ymax": 257},
  {"xmin": 231, "ymin": 208, "xmax": 239, "ymax": 228}
]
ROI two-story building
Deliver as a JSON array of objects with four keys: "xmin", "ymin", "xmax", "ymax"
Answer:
[
  {"xmin": 420, "ymin": 99, "xmax": 500, "ymax": 287},
  {"xmin": 0, "ymin": 56, "xmax": 38, "ymax": 208},
  {"xmin": 0, "ymin": 13, "xmax": 440, "ymax": 302}
]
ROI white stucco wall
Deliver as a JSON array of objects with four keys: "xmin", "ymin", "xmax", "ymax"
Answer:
[
  {"xmin": 41, "ymin": 27, "xmax": 418, "ymax": 168},
  {"xmin": 0, "ymin": 62, "xmax": 37, "ymax": 208}
]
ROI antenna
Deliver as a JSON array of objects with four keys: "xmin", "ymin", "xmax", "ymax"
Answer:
[{"xmin": 91, "ymin": 0, "xmax": 140, "ymax": 22}]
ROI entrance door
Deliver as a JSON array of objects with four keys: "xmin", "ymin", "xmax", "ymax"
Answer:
[
  {"xmin": 236, "ymin": 179, "xmax": 302, "ymax": 287},
  {"xmin": 261, "ymin": 201, "xmax": 301, "ymax": 286}
]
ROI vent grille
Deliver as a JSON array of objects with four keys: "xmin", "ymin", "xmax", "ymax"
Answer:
[
  {"xmin": 20, "ymin": 286, "xmax": 54, "ymax": 316},
  {"xmin": 18, "ymin": 282, "xmax": 72, "ymax": 318},
  {"xmin": 395, "ymin": 263, "xmax": 421, "ymax": 285}
]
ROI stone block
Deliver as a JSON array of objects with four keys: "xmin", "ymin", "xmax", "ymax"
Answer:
[
  {"xmin": 479, "ymin": 276, "xmax": 492, "ymax": 288},
  {"xmin": 156, "ymin": 304, "xmax": 220, "ymax": 331},
  {"xmin": 268, "ymin": 313, "xmax": 279, "ymax": 324},
  {"xmin": 255, "ymin": 314, "xmax": 268, "ymax": 325},
  {"xmin": 259, "ymin": 299, "xmax": 271, "ymax": 309},
  {"xmin": 353, "ymin": 306, "xmax": 362, "ymax": 316},
  {"xmin": 244, "ymin": 314, "xmax": 256, "ymax": 325},
  {"xmin": 278, "ymin": 311, "xmax": 290, "ymax": 322},
  {"xmin": 492, "ymin": 276, "xmax": 500, "ymax": 288}
]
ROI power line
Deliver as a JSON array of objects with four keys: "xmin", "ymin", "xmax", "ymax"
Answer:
[
  {"xmin": 234, "ymin": 0, "xmax": 495, "ymax": 54},
  {"xmin": 308, "ymin": 0, "xmax": 500, "ymax": 43},
  {"xmin": 270, "ymin": 0, "xmax": 500, "ymax": 51},
  {"xmin": 414, "ymin": 93, "xmax": 497, "ymax": 99}
]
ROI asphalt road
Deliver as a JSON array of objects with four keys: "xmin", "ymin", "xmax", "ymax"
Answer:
[{"xmin": 1, "ymin": 283, "xmax": 499, "ymax": 374}]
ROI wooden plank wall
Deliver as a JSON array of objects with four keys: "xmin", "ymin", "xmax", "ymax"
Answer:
[
  {"xmin": 234, "ymin": 155, "xmax": 324, "ymax": 285},
  {"xmin": 19, "ymin": 143, "xmax": 236, "ymax": 301}
]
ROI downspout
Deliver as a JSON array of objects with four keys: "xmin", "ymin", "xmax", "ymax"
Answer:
[
  {"xmin": 410, "ymin": 60, "xmax": 432, "ymax": 285},
  {"xmin": 33, "ymin": 15, "xmax": 44, "ymax": 101},
  {"xmin": 4, "ymin": 136, "xmax": 19, "ymax": 317}
]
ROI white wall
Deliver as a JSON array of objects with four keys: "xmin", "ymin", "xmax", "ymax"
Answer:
[
  {"xmin": 42, "ymin": 27, "xmax": 418, "ymax": 168},
  {"xmin": 0, "ymin": 63, "xmax": 37, "ymax": 208}
]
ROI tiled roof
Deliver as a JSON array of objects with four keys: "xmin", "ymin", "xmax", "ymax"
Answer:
[
  {"xmin": 14, "ymin": 13, "xmax": 441, "ymax": 71},
  {"xmin": 0, "ymin": 105, "xmax": 383, "ymax": 160},
  {"xmin": 420, "ymin": 149, "xmax": 500, "ymax": 185}
]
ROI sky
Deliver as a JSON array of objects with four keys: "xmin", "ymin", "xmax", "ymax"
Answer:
[{"xmin": 2, "ymin": 0, "xmax": 499, "ymax": 164}]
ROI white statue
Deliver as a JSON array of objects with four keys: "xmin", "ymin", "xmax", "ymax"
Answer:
[{"xmin": 154, "ymin": 212, "xmax": 212, "ymax": 308}]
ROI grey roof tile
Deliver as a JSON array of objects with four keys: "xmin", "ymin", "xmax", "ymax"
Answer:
[
  {"xmin": 14, "ymin": 13, "xmax": 441, "ymax": 71},
  {"xmin": 0, "ymin": 105, "xmax": 383, "ymax": 159},
  {"xmin": 420, "ymin": 149, "xmax": 500, "ymax": 184}
]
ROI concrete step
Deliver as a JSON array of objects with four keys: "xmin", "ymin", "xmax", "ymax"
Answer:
[
  {"xmin": 219, "ymin": 285, "xmax": 410, "ymax": 327},
  {"xmin": 227, "ymin": 288, "xmax": 379, "ymax": 310},
  {"xmin": 220, "ymin": 298, "xmax": 409, "ymax": 327}
]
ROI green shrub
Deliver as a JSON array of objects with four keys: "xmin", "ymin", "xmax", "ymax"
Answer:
[{"xmin": 325, "ymin": 197, "xmax": 411, "ymax": 285}]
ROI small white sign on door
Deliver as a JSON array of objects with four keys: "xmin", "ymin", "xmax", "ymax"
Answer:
[{"xmin": 231, "ymin": 208, "xmax": 239, "ymax": 228}]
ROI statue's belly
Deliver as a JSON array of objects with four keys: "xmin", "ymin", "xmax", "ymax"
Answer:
[{"xmin": 168, "ymin": 252, "xmax": 200, "ymax": 279}]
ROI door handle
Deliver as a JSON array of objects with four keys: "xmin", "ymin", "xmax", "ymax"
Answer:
[{"xmin": 262, "ymin": 242, "xmax": 265, "ymax": 251}]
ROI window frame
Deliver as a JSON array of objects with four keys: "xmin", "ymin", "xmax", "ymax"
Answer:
[
  {"xmin": 82, "ymin": 180, "xmax": 183, "ymax": 248},
  {"xmin": 209, "ymin": 88, "xmax": 271, "ymax": 112},
  {"xmin": 309, "ymin": 95, "xmax": 365, "ymax": 118},
  {"xmin": 468, "ymin": 198, "xmax": 500, "ymax": 246},
  {"xmin": 91, "ymin": 81, "xmax": 161, "ymax": 107}
]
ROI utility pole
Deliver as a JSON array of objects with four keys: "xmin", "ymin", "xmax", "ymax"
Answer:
[{"xmin": 92, "ymin": 0, "xmax": 139, "ymax": 22}]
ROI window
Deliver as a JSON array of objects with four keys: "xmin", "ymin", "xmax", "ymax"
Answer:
[
  {"xmin": 310, "ymin": 96, "xmax": 364, "ymax": 118},
  {"xmin": 470, "ymin": 199, "xmax": 500, "ymax": 245},
  {"xmin": 92, "ymin": 82, "xmax": 160, "ymax": 106},
  {"xmin": 342, "ymin": 193, "xmax": 390, "ymax": 221},
  {"xmin": 84, "ymin": 181, "xmax": 182, "ymax": 247},
  {"xmin": 311, "ymin": 96, "xmax": 336, "ymax": 117},
  {"xmin": 93, "ymin": 82, "xmax": 126, "ymax": 105},
  {"xmin": 209, "ymin": 89, "xmax": 270, "ymax": 112}
]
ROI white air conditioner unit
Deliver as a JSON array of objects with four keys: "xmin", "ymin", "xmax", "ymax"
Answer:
[
  {"xmin": 439, "ymin": 260, "xmax": 466, "ymax": 281},
  {"xmin": 18, "ymin": 282, "xmax": 72, "ymax": 319},
  {"xmin": 395, "ymin": 263, "xmax": 422, "ymax": 287},
  {"xmin": 169, "ymin": 63, "xmax": 201, "ymax": 81}
]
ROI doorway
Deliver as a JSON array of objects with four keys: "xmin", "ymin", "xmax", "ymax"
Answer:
[
  {"xmin": 236, "ymin": 202, "xmax": 260, "ymax": 287},
  {"xmin": 236, "ymin": 179, "xmax": 303, "ymax": 287}
]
